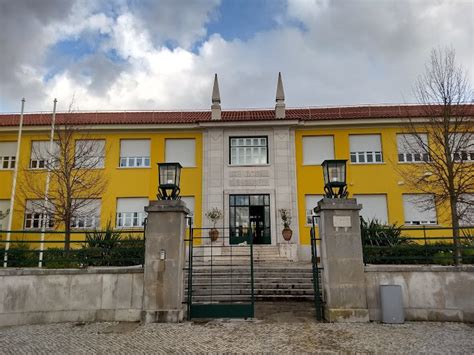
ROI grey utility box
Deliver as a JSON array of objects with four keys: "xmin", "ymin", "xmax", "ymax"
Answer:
[{"xmin": 380, "ymin": 285, "xmax": 405, "ymax": 324}]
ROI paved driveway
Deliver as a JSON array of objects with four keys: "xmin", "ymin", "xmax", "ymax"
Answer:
[{"xmin": 1, "ymin": 319, "xmax": 473, "ymax": 354}]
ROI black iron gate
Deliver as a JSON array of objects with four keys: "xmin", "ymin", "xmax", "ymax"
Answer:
[
  {"xmin": 185, "ymin": 218, "xmax": 255, "ymax": 319},
  {"xmin": 310, "ymin": 215, "xmax": 325, "ymax": 321}
]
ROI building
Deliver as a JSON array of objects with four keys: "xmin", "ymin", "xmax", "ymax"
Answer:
[{"xmin": 0, "ymin": 74, "xmax": 473, "ymax": 261}]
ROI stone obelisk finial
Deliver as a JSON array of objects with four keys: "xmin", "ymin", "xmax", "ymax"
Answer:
[
  {"xmin": 211, "ymin": 73, "xmax": 221, "ymax": 120},
  {"xmin": 275, "ymin": 72, "xmax": 285, "ymax": 119}
]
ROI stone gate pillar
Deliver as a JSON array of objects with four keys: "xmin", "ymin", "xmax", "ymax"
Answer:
[
  {"xmin": 315, "ymin": 198, "xmax": 369, "ymax": 322},
  {"xmin": 142, "ymin": 200, "xmax": 189, "ymax": 323}
]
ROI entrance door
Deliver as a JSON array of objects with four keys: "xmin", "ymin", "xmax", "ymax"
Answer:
[{"xmin": 230, "ymin": 194, "xmax": 271, "ymax": 245}]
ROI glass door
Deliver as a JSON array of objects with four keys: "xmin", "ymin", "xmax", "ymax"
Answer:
[{"xmin": 229, "ymin": 194, "xmax": 271, "ymax": 245}]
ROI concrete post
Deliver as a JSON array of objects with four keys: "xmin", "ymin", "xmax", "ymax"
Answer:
[
  {"xmin": 315, "ymin": 198, "xmax": 369, "ymax": 322},
  {"xmin": 142, "ymin": 200, "xmax": 189, "ymax": 323}
]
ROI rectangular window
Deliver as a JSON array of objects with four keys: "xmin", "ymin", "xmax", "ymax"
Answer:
[
  {"xmin": 397, "ymin": 133, "xmax": 429, "ymax": 163},
  {"xmin": 119, "ymin": 139, "xmax": 150, "ymax": 168},
  {"xmin": 305, "ymin": 195, "xmax": 323, "ymax": 225},
  {"xmin": 450, "ymin": 133, "xmax": 474, "ymax": 162},
  {"xmin": 0, "ymin": 142, "xmax": 17, "ymax": 169},
  {"xmin": 403, "ymin": 194, "xmax": 437, "ymax": 225},
  {"xmin": 0, "ymin": 200, "xmax": 10, "ymax": 230},
  {"xmin": 354, "ymin": 194, "xmax": 388, "ymax": 223},
  {"xmin": 30, "ymin": 141, "xmax": 58, "ymax": 169},
  {"xmin": 302, "ymin": 136, "xmax": 334, "ymax": 165},
  {"xmin": 165, "ymin": 139, "xmax": 196, "ymax": 167},
  {"xmin": 349, "ymin": 134, "xmax": 383, "ymax": 164},
  {"xmin": 229, "ymin": 137, "xmax": 268, "ymax": 165},
  {"xmin": 24, "ymin": 200, "xmax": 54, "ymax": 230},
  {"xmin": 457, "ymin": 194, "xmax": 473, "ymax": 226},
  {"xmin": 71, "ymin": 199, "xmax": 101, "ymax": 229},
  {"xmin": 75, "ymin": 140, "xmax": 105, "ymax": 168},
  {"xmin": 116, "ymin": 197, "xmax": 148, "ymax": 228}
]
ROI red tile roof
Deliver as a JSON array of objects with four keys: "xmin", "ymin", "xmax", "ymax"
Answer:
[{"xmin": 0, "ymin": 105, "xmax": 472, "ymax": 127}]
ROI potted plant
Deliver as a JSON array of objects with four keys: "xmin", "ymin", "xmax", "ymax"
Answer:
[
  {"xmin": 279, "ymin": 208, "xmax": 293, "ymax": 241},
  {"xmin": 205, "ymin": 208, "xmax": 223, "ymax": 242}
]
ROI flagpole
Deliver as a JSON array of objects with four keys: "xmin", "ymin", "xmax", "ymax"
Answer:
[
  {"xmin": 3, "ymin": 98, "xmax": 25, "ymax": 268},
  {"xmin": 38, "ymin": 98, "xmax": 57, "ymax": 267}
]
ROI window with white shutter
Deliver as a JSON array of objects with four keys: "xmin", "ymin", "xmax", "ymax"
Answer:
[
  {"xmin": 305, "ymin": 195, "xmax": 323, "ymax": 225},
  {"xmin": 349, "ymin": 134, "xmax": 383, "ymax": 164},
  {"xmin": 116, "ymin": 197, "xmax": 148, "ymax": 228},
  {"xmin": 457, "ymin": 194, "xmax": 474, "ymax": 226},
  {"xmin": 354, "ymin": 194, "xmax": 388, "ymax": 223},
  {"xmin": 397, "ymin": 134, "xmax": 429, "ymax": 163},
  {"xmin": 165, "ymin": 139, "xmax": 196, "ymax": 167},
  {"xmin": 24, "ymin": 199, "xmax": 54, "ymax": 229},
  {"xmin": 302, "ymin": 136, "xmax": 334, "ymax": 165},
  {"xmin": 75, "ymin": 140, "xmax": 105, "ymax": 168},
  {"xmin": 30, "ymin": 141, "xmax": 59, "ymax": 169},
  {"xmin": 119, "ymin": 139, "xmax": 150, "ymax": 168},
  {"xmin": 450, "ymin": 133, "xmax": 474, "ymax": 162},
  {"xmin": 71, "ymin": 199, "xmax": 101, "ymax": 229},
  {"xmin": 403, "ymin": 194, "xmax": 437, "ymax": 225},
  {"xmin": 0, "ymin": 142, "xmax": 17, "ymax": 169},
  {"xmin": 0, "ymin": 200, "xmax": 10, "ymax": 230}
]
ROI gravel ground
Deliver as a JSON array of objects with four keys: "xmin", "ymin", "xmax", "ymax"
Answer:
[{"xmin": 0, "ymin": 320, "xmax": 473, "ymax": 354}]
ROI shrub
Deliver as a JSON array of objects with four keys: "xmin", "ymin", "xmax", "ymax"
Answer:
[
  {"xmin": 0, "ymin": 243, "xmax": 37, "ymax": 267},
  {"xmin": 360, "ymin": 217, "xmax": 411, "ymax": 247}
]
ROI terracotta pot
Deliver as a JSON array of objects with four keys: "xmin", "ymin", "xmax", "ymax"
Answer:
[
  {"xmin": 209, "ymin": 228, "xmax": 219, "ymax": 242},
  {"xmin": 282, "ymin": 227, "xmax": 293, "ymax": 241}
]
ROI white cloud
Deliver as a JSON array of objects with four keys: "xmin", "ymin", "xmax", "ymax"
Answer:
[{"xmin": 0, "ymin": 0, "xmax": 472, "ymax": 112}]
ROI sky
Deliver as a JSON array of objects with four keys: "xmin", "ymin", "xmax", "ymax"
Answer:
[{"xmin": 0, "ymin": 0, "xmax": 473, "ymax": 113}]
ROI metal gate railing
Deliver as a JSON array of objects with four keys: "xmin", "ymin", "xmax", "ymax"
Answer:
[
  {"xmin": 184, "ymin": 218, "xmax": 254, "ymax": 319},
  {"xmin": 310, "ymin": 215, "xmax": 325, "ymax": 321}
]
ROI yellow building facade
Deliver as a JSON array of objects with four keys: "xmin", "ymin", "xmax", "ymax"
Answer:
[{"xmin": 0, "ymin": 102, "xmax": 472, "ymax": 261}]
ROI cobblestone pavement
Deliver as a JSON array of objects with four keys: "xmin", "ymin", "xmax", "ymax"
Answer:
[{"xmin": 0, "ymin": 319, "xmax": 473, "ymax": 354}]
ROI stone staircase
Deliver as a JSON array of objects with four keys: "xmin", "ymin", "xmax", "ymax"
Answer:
[{"xmin": 185, "ymin": 262, "xmax": 320, "ymax": 303}]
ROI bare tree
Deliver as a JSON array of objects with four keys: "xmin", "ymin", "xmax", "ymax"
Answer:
[
  {"xmin": 19, "ymin": 116, "xmax": 108, "ymax": 250},
  {"xmin": 397, "ymin": 47, "xmax": 473, "ymax": 264}
]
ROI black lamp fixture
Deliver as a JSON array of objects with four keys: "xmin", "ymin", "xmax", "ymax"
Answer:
[
  {"xmin": 157, "ymin": 162, "xmax": 182, "ymax": 200},
  {"xmin": 321, "ymin": 159, "xmax": 348, "ymax": 198}
]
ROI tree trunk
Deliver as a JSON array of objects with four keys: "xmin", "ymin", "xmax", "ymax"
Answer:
[
  {"xmin": 64, "ymin": 216, "xmax": 71, "ymax": 251},
  {"xmin": 450, "ymin": 196, "xmax": 462, "ymax": 265}
]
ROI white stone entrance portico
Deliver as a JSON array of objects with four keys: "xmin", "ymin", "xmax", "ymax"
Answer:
[{"xmin": 201, "ymin": 74, "xmax": 299, "ymax": 259}]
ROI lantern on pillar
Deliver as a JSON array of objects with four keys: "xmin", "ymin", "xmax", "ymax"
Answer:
[
  {"xmin": 321, "ymin": 159, "xmax": 348, "ymax": 198},
  {"xmin": 157, "ymin": 162, "xmax": 182, "ymax": 200}
]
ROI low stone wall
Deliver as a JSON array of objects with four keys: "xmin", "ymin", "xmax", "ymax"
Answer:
[
  {"xmin": 365, "ymin": 265, "xmax": 474, "ymax": 322},
  {"xmin": 0, "ymin": 267, "xmax": 144, "ymax": 327}
]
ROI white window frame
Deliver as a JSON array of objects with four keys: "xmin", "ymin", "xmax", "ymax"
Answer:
[
  {"xmin": 349, "ymin": 134, "xmax": 383, "ymax": 164},
  {"xmin": 302, "ymin": 136, "xmax": 334, "ymax": 165},
  {"xmin": 457, "ymin": 194, "xmax": 474, "ymax": 226},
  {"xmin": 24, "ymin": 200, "xmax": 54, "ymax": 230},
  {"xmin": 30, "ymin": 141, "xmax": 59, "ymax": 170},
  {"xmin": 0, "ymin": 156, "xmax": 16, "ymax": 169},
  {"xmin": 0, "ymin": 142, "xmax": 17, "ymax": 170},
  {"xmin": 75, "ymin": 140, "xmax": 105, "ymax": 169},
  {"xmin": 229, "ymin": 137, "xmax": 268, "ymax": 166},
  {"xmin": 397, "ymin": 133, "xmax": 430, "ymax": 163},
  {"xmin": 116, "ymin": 197, "xmax": 148, "ymax": 228},
  {"xmin": 119, "ymin": 139, "xmax": 151, "ymax": 168},
  {"xmin": 0, "ymin": 200, "xmax": 11, "ymax": 230},
  {"xmin": 402, "ymin": 194, "xmax": 437, "ymax": 226},
  {"xmin": 71, "ymin": 199, "xmax": 101, "ymax": 229}
]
